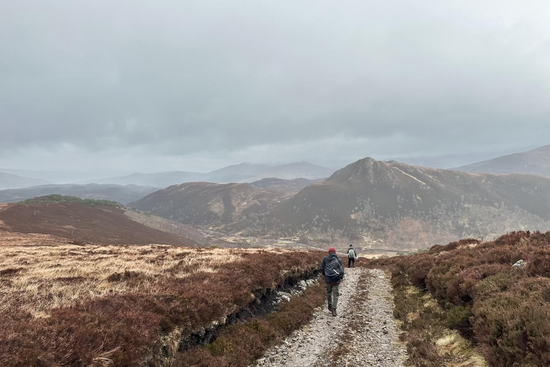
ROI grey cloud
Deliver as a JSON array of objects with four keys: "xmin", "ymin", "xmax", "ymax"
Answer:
[{"xmin": 1, "ymin": 0, "xmax": 550, "ymax": 171}]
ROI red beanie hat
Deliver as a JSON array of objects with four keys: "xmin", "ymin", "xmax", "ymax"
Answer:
[{"xmin": 328, "ymin": 247, "xmax": 336, "ymax": 253}]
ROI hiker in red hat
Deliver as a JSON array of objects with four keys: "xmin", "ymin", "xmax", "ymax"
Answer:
[{"xmin": 320, "ymin": 247, "xmax": 345, "ymax": 316}]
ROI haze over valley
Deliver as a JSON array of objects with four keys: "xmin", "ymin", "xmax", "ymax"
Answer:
[{"xmin": 3, "ymin": 144, "xmax": 550, "ymax": 250}]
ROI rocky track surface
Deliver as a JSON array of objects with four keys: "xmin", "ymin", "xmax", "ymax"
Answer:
[{"xmin": 253, "ymin": 268, "xmax": 407, "ymax": 367}]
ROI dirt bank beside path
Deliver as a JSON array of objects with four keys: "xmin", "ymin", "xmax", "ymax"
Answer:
[{"xmin": 253, "ymin": 268, "xmax": 407, "ymax": 367}]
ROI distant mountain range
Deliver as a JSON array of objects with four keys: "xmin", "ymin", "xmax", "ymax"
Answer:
[
  {"xmin": 203, "ymin": 162, "xmax": 271, "ymax": 183},
  {"xmin": 0, "ymin": 168, "xmax": 120, "ymax": 184},
  {"xmin": 0, "ymin": 183, "xmax": 157, "ymax": 205},
  {"xmin": 244, "ymin": 162, "xmax": 335, "ymax": 182},
  {"xmin": 0, "ymin": 172, "xmax": 50, "ymax": 190},
  {"xmin": 93, "ymin": 162, "xmax": 335, "ymax": 188},
  {"xmin": 455, "ymin": 145, "xmax": 550, "ymax": 177},
  {"xmin": 91, "ymin": 172, "xmax": 205, "ymax": 188},
  {"xmin": 131, "ymin": 157, "xmax": 550, "ymax": 249}
]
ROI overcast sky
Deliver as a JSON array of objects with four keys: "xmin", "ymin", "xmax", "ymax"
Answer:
[{"xmin": 1, "ymin": 0, "xmax": 550, "ymax": 174}]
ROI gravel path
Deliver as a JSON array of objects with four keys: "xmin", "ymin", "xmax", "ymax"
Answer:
[{"xmin": 253, "ymin": 268, "xmax": 407, "ymax": 367}]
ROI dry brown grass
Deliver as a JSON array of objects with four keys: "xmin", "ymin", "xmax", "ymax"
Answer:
[
  {"xmin": 0, "ymin": 240, "xmax": 298, "ymax": 317},
  {"xmin": 0, "ymin": 231, "xmax": 66, "ymax": 247}
]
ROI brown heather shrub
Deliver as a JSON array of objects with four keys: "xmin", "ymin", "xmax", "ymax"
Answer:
[
  {"xmin": 1, "ymin": 295, "xmax": 164, "ymax": 367},
  {"xmin": 401, "ymin": 254, "xmax": 435, "ymax": 288},
  {"xmin": 428, "ymin": 238, "xmax": 481, "ymax": 254},
  {"xmin": 445, "ymin": 264, "xmax": 510, "ymax": 305},
  {"xmin": 371, "ymin": 231, "xmax": 550, "ymax": 367},
  {"xmin": 473, "ymin": 272, "xmax": 520, "ymax": 301},
  {"xmin": 525, "ymin": 249, "xmax": 550, "ymax": 277},
  {"xmin": 445, "ymin": 305, "xmax": 472, "ymax": 332},
  {"xmin": 472, "ymin": 277, "xmax": 550, "ymax": 366},
  {"xmin": 493, "ymin": 231, "xmax": 534, "ymax": 247}
]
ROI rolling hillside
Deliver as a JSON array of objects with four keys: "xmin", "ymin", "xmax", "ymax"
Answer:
[
  {"xmin": 456, "ymin": 144, "xmax": 550, "ymax": 176},
  {"xmin": 0, "ymin": 200, "xmax": 193, "ymax": 246},
  {"xmin": 0, "ymin": 171, "xmax": 49, "ymax": 190},
  {"xmin": 0, "ymin": 183, "xmax": 156, "ymax": 205},
  {"xmin": 130, "ymin": 182, "xmax": 291, "ymax": 227}
]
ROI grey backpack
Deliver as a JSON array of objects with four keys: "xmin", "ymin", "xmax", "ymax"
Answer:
[{"xmin": 326, "ymin": 257, "xmax": 344, "ymax": 281}]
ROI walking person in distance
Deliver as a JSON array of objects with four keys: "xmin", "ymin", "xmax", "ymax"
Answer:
[
  {"xmin": 321, "ymin": 247, "xmax": 344, "ymax": 316},
  {"xmin": 347, "ymin": 244, "xmax": 357, "ymax": 268}
]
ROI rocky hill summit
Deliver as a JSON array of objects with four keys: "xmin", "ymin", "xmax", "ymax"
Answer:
[{"xmin": 272, "ymin": 158, "xmax": 550, "ymax": 247}]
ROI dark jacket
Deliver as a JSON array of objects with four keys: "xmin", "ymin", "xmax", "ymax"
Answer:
[{"xmin": 321, "ymin": 253, "xmax": 344, "ymax": 284}]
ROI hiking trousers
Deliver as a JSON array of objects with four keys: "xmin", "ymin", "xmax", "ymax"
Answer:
[
  {"xmin": 326, "ymin": 284, "xmax": 340, "ymax": 309},
  {"xmin": 348, "ymin": 258, "xmax": 356, "ymax": 268}
]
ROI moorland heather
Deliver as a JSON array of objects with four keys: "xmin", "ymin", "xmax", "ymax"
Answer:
[
  {"xmin": 0, "ymin": 239, "xmax": 322, "ymax": 366},
  {"xmin": 374, "ymin": 231, "xmax": 550, "ymax": 366}
]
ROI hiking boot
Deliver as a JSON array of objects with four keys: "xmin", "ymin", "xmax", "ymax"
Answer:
[
  {"xmin": 331, "ymin": 308, "xmax": 337, "ymax": 317},
  {"xmin": 328, "ymin": 304, "xmax": 333, "ymax": 312}
]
